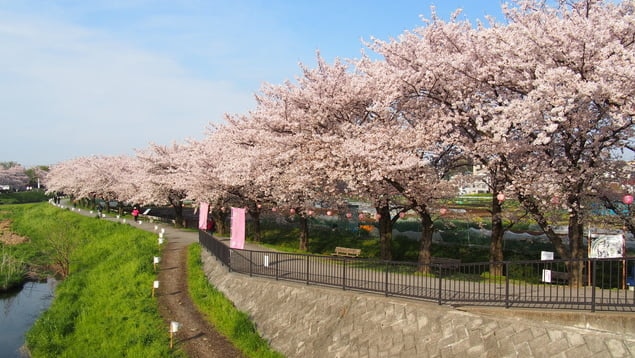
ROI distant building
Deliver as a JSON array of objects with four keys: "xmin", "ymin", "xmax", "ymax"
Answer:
[{"xmin": 457, "ymin": 164, "xmax": 490, "ymax": 195}]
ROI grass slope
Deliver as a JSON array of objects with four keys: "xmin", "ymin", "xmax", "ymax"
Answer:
[{"xmin": 9, "ymin": 204, "xmax": 183, "ymax": 357}]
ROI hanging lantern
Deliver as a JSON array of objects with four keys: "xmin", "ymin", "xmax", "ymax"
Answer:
[
  {"xmin": 496, "ymin": 193, "xmax": 505, "ymax": 203},
  {"xmin": 440, "ymin": 207, "xmax": 448, "ymax": 216},
  {"xmin": 271, "ymin": 207, "xmax": 277, "ymax": 212},
  {"xmin": 550, "ymin": 196, "xmax": 560, "ymax": 205},
  {"xmin": 326, "ymin": 210, "xmax": 333, "ymax": 216},
  {"xmin": 345, "ymin": 212, "xmax": 353, "ymax": 219},
  {"xmin": 374, "ymin": 213, "xmax": 381, "ymax": 221},
  {"xmin": 289, "ymin": 208, "xmax": 296, "ymax": 215},
  {"xmin": 307, "ymin": 209, "xmax": 314, "ymax": 216},
  {"xmin": 623, "ymin": 194, "xmax": 634, "ymax": 205},
  {"xmin": 399, "ymin": 211, "xmax": 406, "ymax": 218},
  {"xmin": 358, "ymin": 213, "xmax": 365, "ymax": 220},
  {"xmin": 257, "ymin": 203, "xmax": 262, "ymax": 209}
]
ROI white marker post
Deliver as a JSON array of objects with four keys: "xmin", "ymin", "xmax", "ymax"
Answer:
[
  {"xmin": 169, "ymin": 321, "xmax": 181, "ymax": 348},
  {"xmin": 152, "ymin": 280, "xmax": 160, "ymax": 297},
  {"xmin": 153, "ymin": 256, "xmax": 160, "ymax": 271}
]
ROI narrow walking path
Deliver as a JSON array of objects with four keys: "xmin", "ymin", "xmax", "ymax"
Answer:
[
  {"xmin": 65, "ymin": 206, "xmax": 244, "ymax": 357},
  {"xmin": 153, "ymin": 223, "xmax": 244, "ymax": 357}
]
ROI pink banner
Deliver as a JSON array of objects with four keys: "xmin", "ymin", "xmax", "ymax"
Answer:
[
  {"xmin": 198, "ymin": 202, "xmax": 209, "ymax": 230},
  {"xmin": 230, "ymin": 207, "xmax": 246, "ymax": 249}
]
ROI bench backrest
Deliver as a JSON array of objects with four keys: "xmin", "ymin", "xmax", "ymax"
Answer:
[
  {"xmin": 431, "ymin": 257, "xmax": 461, "ymax": 266},
  {"xmin": 335, "ymin": 247, "xmax": 361, "ymax": 255}
]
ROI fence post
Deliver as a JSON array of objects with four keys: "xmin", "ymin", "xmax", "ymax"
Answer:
[
  {"xmin": 306, "ymin": 255, "xmax": 310, "ymax": 285},
  {"xmin": 505, "ymin": 262, "xmax": 510, "ymax": 309},
  {"xmin": 438, "ymin": 266, "xmax": 443, "ymax": 305},
  {"xmin": 275, "ymin": 252, "xmax": 279, "ymax": 280},
  {"xmin": 342, "ymin": 259, "xmax": 347, "ymax": 290},
  {"xmin": 249, "ymin": 251, "xmax": 253, "ymax": 277},
  {"xmin": 591, "ymin": 258, "xmax": 596, "ymax": 313},
  {"xmin": 385, "ymin": 261, "xmax": 389, "ymax": 297}
]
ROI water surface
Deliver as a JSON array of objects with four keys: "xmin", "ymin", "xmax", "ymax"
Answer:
[{"xmin": 0, "ymin": 279, "xmax": 55, "ymax": 358}]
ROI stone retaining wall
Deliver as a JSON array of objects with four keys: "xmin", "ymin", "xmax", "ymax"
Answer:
[{"xmin": 202, "ymin": 252, "xmax": 635, "ymax": 357}]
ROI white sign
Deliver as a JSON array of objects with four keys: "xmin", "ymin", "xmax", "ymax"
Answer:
[
  {"xmin": 589, "ymin": 234, "xmax": 624, "ymax": 258},
  {"xmin": 542, "ymin": 269, "xmax": 552, "ymax": 283},
  {"xmin": 153, "ymin": 280, "xmax": 160, "ymax": 289},
  {"xmin": 541, "ymin": 251, "xmax": 554, "ymax": 261}
]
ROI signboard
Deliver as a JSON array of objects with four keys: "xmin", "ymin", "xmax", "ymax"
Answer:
[
  {"xmin": 198, "ymin": 202, "xmax": 209, "ymax": 231},
  {"xmin": 589, "ymin": 234, "xmax": 625, "ymax": 259},
  {"xmin": 542, "ymin": 269, "xmax": 552, "ymax": 283},
  {"xmin": 541, "ymin": 251, "xmax": 554, "ymax": 261},
  {"xmin": 230, "ymin": 207, "xmax": 246, "ymax": 249}
]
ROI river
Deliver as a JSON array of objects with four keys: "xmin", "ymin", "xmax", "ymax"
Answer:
[{"xmin": 0, "ymin": 279, "xmax": 55, "ymax": 358}]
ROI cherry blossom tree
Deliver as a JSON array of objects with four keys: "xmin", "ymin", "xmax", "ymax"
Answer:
[
  {"xmin": 0, "ymin": 163, "xmax": 30, "ymax": 190},
  {"xmin": 186, "ymin": 122, "xmax": 274, "ymax": 238},
  {"xmin": 366, "ymin": 11, "xmax": 522, "ymax": 274},
  {"xmin": 486, "ymin": 0, "xmax": 635, "ymax": 286},
  {"xmin": 244, "ymin": 80, "xmax": 342, "ymax": 251},
  {"xmin": 365, "ymin": 0, "xmax": 635, "ymax": 282},
  {"xmin": 45, "ymin": 156, "xmax": 95, "ymax": 202},
  {"xmin": 133, "ymin": 142, "xmax": 193, "ymax": 227}
]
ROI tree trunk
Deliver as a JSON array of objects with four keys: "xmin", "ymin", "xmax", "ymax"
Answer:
[
  {"xmin": 251, "ymin": 208, "xmax": 262, "ymax": 242},
  {"xmin": 172, "ymin": 202, "xmax": 184, "ymax": 228},
  {"xmin": 417, "ymin": 211, "xmax": 434, "ymax": 274},
  {"xmin": 516, "ymin": 192, "xmax": 586, "ymax": 286},
  {"xmin": 299, "ymin": 215, "xmax": 309, "ymax": 251},
  {"xmin": 213, "ymin": 209, "xmax": 230, "ymax": 236},
  {"xmin": 567, "ymin": 212, "xmax": 585, "ymax": 287},
  {"xmin": 377, "ymin": 205, "xmax": 392, "ymax": 261},
  {"xmin": 490, "ymin": 195, "xmax": 505, "ymax": 276}
]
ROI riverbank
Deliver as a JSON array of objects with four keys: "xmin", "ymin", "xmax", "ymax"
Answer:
[{"xmin": 1, "ymin": 203, "xmax": 176, "ymax": 357}]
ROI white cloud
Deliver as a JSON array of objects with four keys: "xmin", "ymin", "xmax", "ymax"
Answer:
[{"xmin": 0, "ymin": 10, "xmax": 255, "ymax": 166}]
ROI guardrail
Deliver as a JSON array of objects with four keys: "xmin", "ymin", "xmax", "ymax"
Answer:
[{"xmin": 199, "ymin": 231, "xmax": 635, "ymax": 312}]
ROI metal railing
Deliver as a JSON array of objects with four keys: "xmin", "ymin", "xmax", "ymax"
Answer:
[{"xmin": 199, "ymin": 231, "xmax": 635, "ymax": 312}]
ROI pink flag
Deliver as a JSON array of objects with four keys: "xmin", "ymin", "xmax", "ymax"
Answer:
[
  {"xmin": 198, "ymin": 202, "xmax": 209, "ymax": 230},
  {"xmin": 230, "ymin": 207, "xmax": 246, "ymax": 249}
]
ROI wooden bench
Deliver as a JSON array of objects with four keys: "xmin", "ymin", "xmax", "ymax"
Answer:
[
  {"xmin": 332, "ymin": 247, "xmax": 361, "ymax": 258},
  {"xmin": 431, "ymin": 257, "xmax": 461, "ymax": 268},
  {"xmin": 428, "ymin": 257, "xmax": 461, "ymax": 274}
]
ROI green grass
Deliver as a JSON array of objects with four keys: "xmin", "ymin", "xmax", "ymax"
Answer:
[
  {"xmin": 186, "ymin": 244, "xmax": 284, "ymax": 358},
  {"xmin": 0, "ymin": 248, "xmax": 26, "ymax": 290},
  {"xmin": 0, "ymin": 203, "xmax": 185, "ymax": 357}
]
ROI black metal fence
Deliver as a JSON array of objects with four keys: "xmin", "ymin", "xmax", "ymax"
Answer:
[{"xmin": 199, "ymin": 231, "xmax": 635, "ymax": 312}]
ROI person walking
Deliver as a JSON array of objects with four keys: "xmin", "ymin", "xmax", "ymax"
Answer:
[{"xmin": 131, "ymin": 207, "xmax": 140, "ymax": 222}]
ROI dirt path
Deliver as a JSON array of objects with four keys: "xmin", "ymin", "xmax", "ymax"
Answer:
[
  {"xmin": 68, "ymin": 206, "xmax": 245, "ymax": 357},
  {"xmin": 155, "ymin": 227, "xmax": 244, "ymax": 357}
]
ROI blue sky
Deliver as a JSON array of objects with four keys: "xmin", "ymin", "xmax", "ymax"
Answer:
[{"xmin": 0, "ymin": 1, "xmax": 506, "ymax": 167}]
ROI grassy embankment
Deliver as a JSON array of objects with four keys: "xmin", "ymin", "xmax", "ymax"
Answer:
[
  {"xmin": 187, "ymin": 244, "xmax": 284, "ymax": 358},
  {"xmin": 2, "ymin": 203, "xmax": 282, "ymax": 358},
  {"xmin": 2, "ymin": 203, "xmax": 181, "ymax": 357}
]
